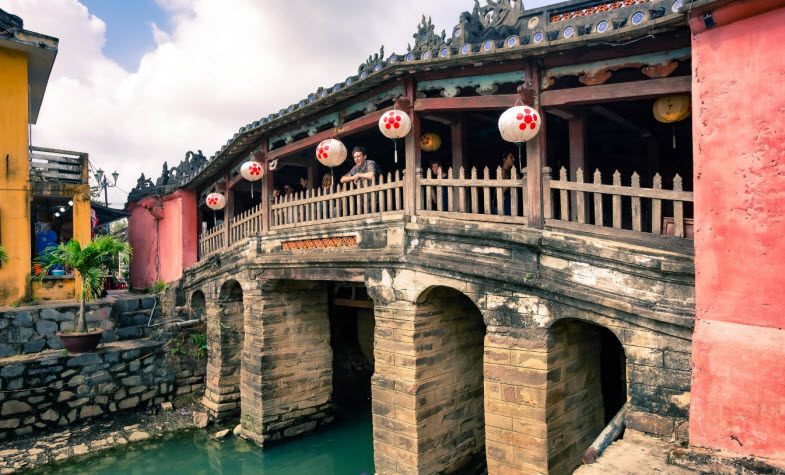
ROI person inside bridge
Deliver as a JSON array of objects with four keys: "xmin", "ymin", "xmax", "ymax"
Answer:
[
  {"xmin": 340, "ymin": 146, "xmax": 378, "ymax": 187},
  {"xmin": 429, "ymin": 160, "xmax": 449, "ymax": 211}
]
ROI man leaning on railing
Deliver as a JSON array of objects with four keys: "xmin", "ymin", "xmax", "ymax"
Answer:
[{"xmin": 341, "ymin": 146, "xmax": 378, "ymax": 187}]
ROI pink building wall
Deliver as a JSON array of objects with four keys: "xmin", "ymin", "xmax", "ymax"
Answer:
[
  {"xmin": 127, "ymin": 189, "xmax": 197, "ymax": 289},
  {"xmin": 690, "ymin": 2, "xmax": 785, "ymax": 462}
]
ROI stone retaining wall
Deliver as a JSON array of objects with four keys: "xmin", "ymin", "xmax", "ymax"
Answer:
[
  {"xmin": 0, "ymin": 296, "xmax": 158, "ymax": 357},
  {"xmin": 0, "ymin": 340, "xmax": 174, "ymax": 442}
]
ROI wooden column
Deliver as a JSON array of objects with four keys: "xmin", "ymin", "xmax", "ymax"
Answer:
[
  {"xmin": 568, "ymin": 113, "xmax": 587, "ymax": 221},
  {"xmin": 451, "ymin": 116, "xmax": 466, "ymax": 173},
  {"xmin": 402, "ymin": 80, "xmax": 421, "ymax": 215},
  {"xmin": 223, "ymin": 171, "xmax": 233, "ymax": 248},
  {"xmin": 261, "ymin": 139, "xmax": 271, "ymax": 233},
  {"xmin": 526, "ymin": 65, "xmax": 547, "ymax": 229}
]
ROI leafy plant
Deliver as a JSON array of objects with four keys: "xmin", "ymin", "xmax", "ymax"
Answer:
[
  {"xmin": 154, "ymin": 280, "xmax": 168, "ymax": 294},
  {"xmin": 0, "ymin": 245, "xmax": 8, "ymax": 265},
  {"xmin": 191, "ymin": 333, "xmax": 207, "ymax": 360},
  {"xmin": 37, "ymin": 235, "xmax": 131, "ymax": 333}
]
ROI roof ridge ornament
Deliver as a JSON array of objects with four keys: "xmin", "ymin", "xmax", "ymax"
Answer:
[{"xmin": 408, "ymin": 15, "xmax": 450, "ymax": 54}]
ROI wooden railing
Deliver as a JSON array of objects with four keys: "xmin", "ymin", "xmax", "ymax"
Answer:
[
  {"xmin": 29, "ymin": 147, "xmax": 88, "ymax": 185},
  {"xmin": 417, "ymin": 166, "xmax": 530, "ymax": 224},
  {"xmin": 229, "ymin": 203, "xmax": 264, "ymax": 244},
  {"xmin": 270, "ymin": 171, "xmax": 405, "ymax": 229},
  {"xmin": 545, "ymin": 167, "xmax": 694, "ymax": 238},
  {"xmin": 199, "ymin": 223, "xmax": 225, "ymax": 258},
  {"xmin": 197, "ymin": 165, "xmax": 693, "ymax": 261}
]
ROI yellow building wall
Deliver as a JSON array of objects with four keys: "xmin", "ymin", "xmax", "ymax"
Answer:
[
  {"xmin": 0, "ymin": 48, "xmax": 31, "ymax": 306},
  {"xmin": 32, "ymin": 277, "xmax": 76, "ymax": 301}
]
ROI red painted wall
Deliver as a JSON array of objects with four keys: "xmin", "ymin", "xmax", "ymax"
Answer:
[
  {"xmin": 691, "ymin": 5, "xmax": 785, "ymax": 462},
  {"xmin": 127, "ymin": 189, "xmax": 198, "ymax": 289}
]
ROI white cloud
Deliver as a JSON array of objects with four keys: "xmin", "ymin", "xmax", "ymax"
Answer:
[{"xmin": 0, "ymin": 0, "xmax": 555, "ymax": 207}]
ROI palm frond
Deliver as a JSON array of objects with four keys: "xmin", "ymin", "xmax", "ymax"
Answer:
[{"xmin": 0, "ymin": 245, "xmax": 8, "ymax": 264}]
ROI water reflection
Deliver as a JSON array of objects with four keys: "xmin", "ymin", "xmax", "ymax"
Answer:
[{"xmin": 29, "ymin": 406, "xmax": 373, "ymax": 475}]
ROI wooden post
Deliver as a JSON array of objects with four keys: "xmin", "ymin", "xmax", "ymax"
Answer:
[
  {"xmin": 223, "ymin": 171, "xmax": 233, "ymax": 248},
  {"xmin": 402, "ymin": 80, "xmax": 421, "ymax": 216},
  {"xmin": 261, "ymin": 139, "xmax": 271, "ymax": 233},
  {"xmin": 568, "ymin": 113, "xmax": 587, "ymax": 221},
  {"xmin": 526, "ymin": 64, "xmax": 546, "ymax": 229},
  {"xmin": 451, "ymin": 115, "xmax": 466, "ymax": 172}
]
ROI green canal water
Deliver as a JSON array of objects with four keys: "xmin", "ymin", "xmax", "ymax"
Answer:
[{"xmin": 33, "ymin": 406, "xmax": 375, "ymax": 475}]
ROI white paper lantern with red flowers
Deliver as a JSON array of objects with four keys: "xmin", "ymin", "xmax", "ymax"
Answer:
[
  {"xmin": 378, "ymin": 110, "xmax": 411, "ymax": 138},
  {"xmin": 498, "ymin": 105, "xmax": 542, "ymax": 170},
  {"xmin": 378, "ymin": 109, "xmax": 412, "ymax": 163},
  {"xmin": 240, "ymin": 160, "xmax": 264, "ymax": 198},
  {"xmin": 206, "ymin": 192, "xmax": 226, "ymax": 210},
  {"xmin": 315, "ymin": 138, "xmax": 347, "ymax": 168},
  {"xmin": 498, "ymin": 105, "xmax": 541, "ymax": 143}
]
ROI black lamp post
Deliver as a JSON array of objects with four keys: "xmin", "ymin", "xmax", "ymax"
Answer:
[{"xmin": 94, "ymin": 169, "xmax": 119, "ymax": 206}]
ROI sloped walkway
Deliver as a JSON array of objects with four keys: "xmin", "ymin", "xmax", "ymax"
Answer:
[{"xmin": 574, "ymin": 430, "xmax": 701, "ymax": 475}]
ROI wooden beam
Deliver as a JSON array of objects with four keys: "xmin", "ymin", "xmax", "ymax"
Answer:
[
  {"xmin": 568, "ymin": 113, "xmax": 587, "ymax": 221},
  {"xmin": 261, "ymin": 139, "xmax": 271, "ymax": 233},
  {"xmin": 526, "ymin": 63, "xmax": 546, "ymax": 230},
  {"xmin": 451, "ymin": 118, "xmax": 465, "ymax": 172},
  {"xmin": 268, "ymin": 108, "xmax": 391, "ymax": 161},
  {"xmin": 333, "ymin": 298, "xmax": 374, "ymax": 309},
  {"xmin": 404, "ymin": 79, "xmax": 421, "ymax": 215},
  {"xmin": 414, "ymin": 94, "xmax": 518, "ymax": 113},
  {"xmin": 540, "ymin": 76, "xmax": 691, "ymax": 108}
]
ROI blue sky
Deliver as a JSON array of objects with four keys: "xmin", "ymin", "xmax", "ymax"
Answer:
[{"xmin": 80, "ymin": 0, "xmax": 171, "ymax": 71}]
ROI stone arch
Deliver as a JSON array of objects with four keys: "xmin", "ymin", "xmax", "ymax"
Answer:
[
  {"xmin": 203, "ymin": 278, "xmax": 245, "ymax": 420},
  {"xmin": 190, "ymin": 290, "xmax": 206, "ymax": 318},
  {"xmin": 544, "ymin": 318, "xmax": 627, "ymax": 474},
  {"xmin": 239, "ymin": 279, "xmax": 334, "ymax": 445},
  {"xmin": 371, "ymin": 284, "xmax": 487, "ymax": 474}
]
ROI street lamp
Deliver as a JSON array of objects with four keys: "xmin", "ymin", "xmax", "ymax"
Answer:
[{"xmin": 94, "ymin": 168, "xmax": 119, "ymax": 207}]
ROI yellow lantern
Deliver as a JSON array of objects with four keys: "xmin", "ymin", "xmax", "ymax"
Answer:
[
  {"xmin": 420, "ymin": 133, "xmax": 441, "ymax": 152},
  {"xmin": 653, "ymin": 96, "xmax": 691, "ymax": 123}
]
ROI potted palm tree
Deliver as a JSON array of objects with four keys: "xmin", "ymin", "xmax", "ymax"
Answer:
[{"xmin": 37, "ymin": 235, "xmax": 131, "ymax": 353}]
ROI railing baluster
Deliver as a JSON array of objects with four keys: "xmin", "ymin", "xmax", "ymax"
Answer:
[
  {"xmin": 425, "ymin": 168, "xmax": 433, "ymax": 211},
  {"xmin": 471, "ymin": 167, "xmax": 479, "ymax": 214},
  {"xmin": 593, "ymin": 169, "xmax": 603, "ymax": 227},
  {"xmin": 447, "ymin": 167, "xmax": 454, "ymax": 212},
  {"xmin": 387, "ymin": 172, "xmax": 394, "ymax": 211},
  {"xmin": 496, "ymin": 166, "xmax": 504, "ymax": 216},
  {"xmin": 458, "ymin": 167, "xmax": 466, "ymax": 213},
  {"xmin": 559, "ymin": 167, "xmax": 569, "ymax": 221},
  {"xmin": 674, "ymin": 174, "xmax": 684, "ymax": 237},
  {"xmin": 395, "ymin": 170, "xmax": 402, "ymax": 210},
  {"xmin": 652, "ymin": 173, "xmax": 662, "ymax": 234},
  {"xmin": 576, "ymin": 168, "xmax": 586, "ymax": 224},
  {"xmin": 612, "ymin": 170, "xmax": 622, "ymax": 229},
  {"xmin": 510, "ymin": 166, "xmax": 519, "ymax": 217},
  {"xmin": 370, "ymin": 176, "xmax": 377, "ymax": 214},
  {"xmin": 483, "ymin": 167, "xmax": 491, "ymax": 215},
  {"xmin": 523, "ymin": 167, "xmax": 530, "ymax": 218},
  {"xmin": 631, "ymin": 172, "xmax": 642, "ymax": 232}
]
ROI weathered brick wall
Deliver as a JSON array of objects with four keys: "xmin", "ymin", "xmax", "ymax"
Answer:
[
  {"xmin": 204, "ymin": 282, "xmax": 244, "ymax": 419},
  {"xmin": 372, "ymin": 286, "xmax": 486, "ymax": 474},
  {"xmin": 0, "ymin": 340, "xmax": 174, "ymax": 442},
  {"xmin": 546, "ymin": 320, "xmax": 605, "ymax": 475},
  {"xmin": 483, "ymin": 326, "xmax": 550, "ymax": 474},
  {"xmin": 240, "ymin": 280, "xmax": 333, "ymax": 445}
]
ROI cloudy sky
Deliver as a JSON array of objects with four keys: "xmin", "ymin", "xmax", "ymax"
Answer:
[{"xmin": 1, "ymin": 0, "xmax": 558, "ymax": 208}]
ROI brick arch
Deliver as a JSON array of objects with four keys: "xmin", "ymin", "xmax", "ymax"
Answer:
[
  {"xmin": 203, "ymin": 277, "xmax": 246, "ymax": 420},
  {"xmin": 544, "ymin": 318, "xmax": 627, "ymax": 474},
  {"xmin": 190, "ymin": 289, "xmax": 206, "ymax": 317}
]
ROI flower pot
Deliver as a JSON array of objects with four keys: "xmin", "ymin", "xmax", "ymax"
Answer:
[{"xmin": 57, "ymin": 330, "xmax": 104, "ymax": 353}]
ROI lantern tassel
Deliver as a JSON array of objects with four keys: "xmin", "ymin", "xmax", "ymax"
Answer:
[
  {"xmin": 251, "ymin": 181, "xmax": 254, "ymax": 199},
  {"xmin": 394, "ymin": 139, "xmax": 398, "ymax": 164},
  {"xmin": 672, "ymin": 125, "xmax": 676, "ymax": 149},
  {"xmin": 517, "ymin": 142, "xmax": 523, "ymax": 172}
]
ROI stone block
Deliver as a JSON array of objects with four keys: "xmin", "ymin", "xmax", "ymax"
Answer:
[
  {"xmin": 67, "ymin": 354, "xmax": 101, "ymax": 367},
  {"xmin": 102, "ymin": 330, "xmax": 117, "ymax": 343},
  {"xmin": 23, "ymin": 339, "xmax": 46, "ymax": 354},
  {"xmin": 626, "ymin": 410, "xmax": 675, "ymax": 437},
  {"xmin": 0, "ymin": 365, "xmax": 24, "ymax": 378},
  {"xmin": 59, "ymin": 321, "xmax": 74, "ymax": 332},
  {"xmin": 141, "ymin": 297, "xmax": 156, "ymax": 309},
  {"xmin": 7, "ymin": 327, "xmax": 34, "ymax": 344},
  {"xmin": 35, "ymin": 320, "xmax": 58, "ymax": 336},
  {"xmin": 0, "ymin": 418, "xmax": 19, "ymax": 429},
  {"xmin": 193, "ymin": 412, "xmax": 209, "ymax": 428},
  {"xmin": 0, "ymin": 344, "xmax": 14, "ymax": 358},
  {"xmin": 132, "ymin": 314, "xmax": 149, "ymax": 325},
  {"xmin": 13, "ymin": 312, "xmax": 33, "ymax": 327},
  {"xmin": 40, "ymin": 409, "xmax": 59, "ymax": 422},
  {"xmin": 80, "ymin": 405, "xmax": 103, "ymax": 418},
  {"xmin": 1, "ymin": 401, "xmax": 31, "ymax": 416},
  {"xmin": 118, "ymin": 327, "xmax": 143, "ymax": 339},
  {"xmin": 47, "ymin": 336, "xmax": 62, "ymax": 350},
  {"xmin": 118, "ymin": 397, "xmax": 140, "ymax": 409},
  {"xmin": 116, "ymin": 299, "xmax": 139, "ymax": 313},
  {"xmin": 41, "ymin": 308, "xmax": 74, "ymax": 322}
]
